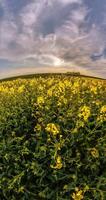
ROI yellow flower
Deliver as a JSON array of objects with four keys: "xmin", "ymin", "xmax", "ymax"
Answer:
[
  {"xmin": 90, "ymin": 148, "xmax": 99, "ymax": 158},
  {"xmin": 72, "ymin": 188, "xmax": 84, "ymax": 200},
  {"xmin": 0, "ymin": 86, "xmax": 8, "ymax": 93},
  {"xmin": 18, "ymin": 85, "xmax": 25, "ymax": 93},
  {"xmin": 78, "ymin": 106, "xmax": 90, "ymax": 121},
  {"xmin": 50, "ymin": 156, "xmax": 63, "ymax": 169},
  {"xmin": 9, "ymin": 87, "xmax": 15, "ymax": 94},
  {"xmin": 63, "ymin": 184, "xmax": 68, "ymax": 190},
  {"xmin": 30, "ymin": 79, "xmax": 37, "ymax": 86},
  {"xmin": 59, "ymin": 81, "xmax": 65, "ymax": 88},
  {"xmin": 90, "ymin": 86, "xmax": 97, "ymax": 94},
  {"xmin": 57, "ymin": 96, "xmax": 67, "ymax": 106},
  {"xmin": 47, "ymin": 89, "xmax": 53, "ymax": 97},
  {"xmin": 37, "ymin": 96, "xmax": 44, "ymax": 104},
  {"xmin": 97, "ymin": 105, "xmax": 106, "ymax": 122},
  {"xmin": 45, "ymin": 123, "xmax": 60, "ymax": 136},
  {"xmin": 34, "ymin": 124, "xmax": 41, "ymax": 132},
  {"xmin": 95, "ymin": 100, "xmax": 101, "ymax": 106},
  {"xmin": 100, "ymin": 105, "xmax": 106, "ymax": 113}
]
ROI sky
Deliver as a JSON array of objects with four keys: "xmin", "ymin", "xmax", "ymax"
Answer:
[{"xmin": 0, "ymin": 0, "xmax": 106, "ymax": 79}]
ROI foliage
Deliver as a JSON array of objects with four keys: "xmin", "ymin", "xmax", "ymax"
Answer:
[{"xmin": 0, "ymin": 75, "xmax": 106, "ymax": 199}]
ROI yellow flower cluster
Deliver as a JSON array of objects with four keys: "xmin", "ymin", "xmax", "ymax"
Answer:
[
  {"xmin": 37, "ymin": 96, "xmax": 45, "ymax": 105},
  {"xmin": 78, "ymin": 105, "xmax": 91, "ymax": 121},
  {"xmin": 34, "ymin": 124, "xmax": 42, "ymax": 132},
  {"xmin": 90, "ymin": 85, "xmax": 97, "ymax": 94},
  {"xmin": 47, "ymin": 89, "xmax": 53, "ymax": 97},
  {"xmin": 100, "ymin": 105, "xmax": 106, "ymax": 113},
  {"xmin": 50, "ymin": 155, "xmax": 63, "ymax": 169},
  {"xmin": 45, "ymin": 123, "xmax": 60, "ymax": 136},
  {"xmin": 97, "ymin": 105, "xmax": 106, "ymax": 122},
  {"xmin": 18, "ymin": 85, "xmax": 25, "ymax": 93},
  {"xmin": 90, "ymin": 148, "xmax": 99, "ymax": 158},
  {"xmin": 72, "ymin": 188, "xmax": 84, "ymax": 200},
  {"xmin": 57, "ymin": 96, "xmax": 67, "ymax": 106}
]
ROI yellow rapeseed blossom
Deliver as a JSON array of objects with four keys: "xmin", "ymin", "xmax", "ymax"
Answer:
[
  {"xmin": 72, "ymin": 188, "xmax": 84, "ymax": 200},
  {"xmin": 78, "ymin": 105, "xmax": 90, "ymax": 121},
  {"xmin": 30, "ymin": 79, "xmax": 37, "ymax": 86},
  {"xmin": 37, "ymin": 96, "xmax": 44, "ymax": 104},
  {"xmin": 63, "ymin": 184, "xmax": 68, "ymax": 190},
  {"xmin": 57, "ymin": 96, "xmax": 67, "ymax": 106},
  {"xmin": 95, "ymin": 100, "xmax": 101, "ymax": 106},
  {"xmin": 45, "ymin": 123, "xmax": 60, "ymax": 136},
  {"xmin": 18, "ymin": 85, "xmax": 25, "ymax": 93},
  {"xmin": 100, "ymin": 105, "xmax": 106, "ymax": 113},
  {"xmin": 97, "ymin": 105, "xmax": 106, "ymax": 122},
  {"xmin": 9, "ymin": 87, "xmax": 15, "ymax": 94},
  {"xmin": 47, "ymin": 89, "xmax": 53, "ymax": 97},
  {"xmin": 90, "ymin": 86, "xmax": 97, "ymax": 94},
  {"xmin": 50, "ymin": 155, "xmax": 63, "ymax": 169},
  {"xmin": 90, "ymin": 148, "xmax": 99, "ymax": 158},
  {"xmin": 34, "ymin": 124, "xmax": 42, "ymax": 132},
  {"xmin": 0, "ymin": 86, "xmax": 8, "ymax": 93}
]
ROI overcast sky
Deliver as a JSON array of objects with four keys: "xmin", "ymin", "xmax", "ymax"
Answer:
[{"xmin": 0, "ymin": 0, "xmax": 106, "ymax": 78}]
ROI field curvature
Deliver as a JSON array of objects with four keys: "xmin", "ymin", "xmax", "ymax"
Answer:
[{"xmin": 0, "ymin": 75, "xmax": 106, "ymax": 200}]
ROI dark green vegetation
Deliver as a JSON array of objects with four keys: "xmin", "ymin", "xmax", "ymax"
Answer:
[
  {"xmin": 0, "ymin": 75, "xmax": 106, "ymax": 200},
  {"xmin": 0, "ymin": 72, "xmax": 105, "ymax": 83}
]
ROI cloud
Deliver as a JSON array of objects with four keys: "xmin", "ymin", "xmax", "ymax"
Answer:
[
  {"xmin": 20, "ymin": 1, "xmax": 43, "ymax": 28},
  {"xmin": 58, "ymin": 0, "xmax": 82, "ymax": 5},
  {"xmin": 0, "ymin": 0, "xmax": 106, "ymax": 78}
]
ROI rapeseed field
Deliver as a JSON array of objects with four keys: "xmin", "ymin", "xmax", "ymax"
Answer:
[{"xmin": 0, "ymin": 75, "xmax": 106, "ymax": 199}]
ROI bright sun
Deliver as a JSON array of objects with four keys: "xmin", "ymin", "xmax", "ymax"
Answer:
[{"xmin": 54, "ymin": 57, "xmax": 64, "ymax": 66}]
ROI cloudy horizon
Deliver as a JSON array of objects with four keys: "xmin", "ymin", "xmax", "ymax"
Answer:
[{"xmin": 0, "ymin": 0, "xmax": 106, "ymax": 79}]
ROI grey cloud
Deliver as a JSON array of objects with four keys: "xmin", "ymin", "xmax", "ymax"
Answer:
[
  {"xmin": 36, "ymin": 2, "xmax": 77, "ymax": 36},
  {"xmin": 103, "ymin": 48, "xmax": 106, "ymax": 58},
  {"xmin": 0, "ymin": 0, "xmax": 106, "ymax": 78}
]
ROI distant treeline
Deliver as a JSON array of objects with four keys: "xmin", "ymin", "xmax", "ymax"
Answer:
[
  {"xmin": 0, "ymin": 72, "xmax": 105, "ymax": 82},
  {"xmin": 66, "ymin": 72, "xmax": 81, "ymax": 76}
]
